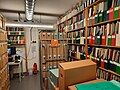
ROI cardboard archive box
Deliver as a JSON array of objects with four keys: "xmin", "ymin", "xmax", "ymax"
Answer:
[{"xmin": 59, "ymin": 60, "xmax": 96, "ymax": 90}]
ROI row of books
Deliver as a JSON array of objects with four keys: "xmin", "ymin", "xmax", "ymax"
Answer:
[
  {"xmin": 59, "ymin": 12, "xmax": 85, "ymax": 32},
  {"xmin": 87, "ymin": 34, "xmax": 120, "ymax": 46},
  {"xmin": 8, "ymin": 40, "xmax": 25, "ymax": 45},
  {"xmin": 90, "ymin": 47, "xmax": 120, "ymax": 74},
  {"xmin": 68, "ymin": 37, "xmax": 86, "ymax": 44},
  {"xmin": 6, "ymin": 27, "xmax": 24, "ymax": 31},
  {"xmin": 88, "ymin": 0, "xmax": 120, "ymax": 25},
  {"xmin": 68, "ymin": 45, "xmax": 86, "ymax": 60},
  {"xmin": 88, "ymin": 22, "xmax": 120, "ymax": 36},
  {"xmin": 87, "ymin": 21, "xmax": 120, "ymax": 46},
  {"xmin": 67, "ymin": 30, "xmax": 85, "ymax": 38},
  {"xmin": 40, "ymin": 32, "xmax": 66, "ymax": 40},
  {"xmin": 97, "ymin": 68, "xmax": 120, "ymax": 81},
  {"xmin": 68, "ymin": 30, "xmax": 85, "ymax": 44},
  {"xmin": 7, "ymin": 31, "xmax": 24, "ymax": 35},
  {"xmin": 58, "ymin": 0, "xmax": 96, "ymax": 24},
  {"xmin": 8, "ymin": 36, "xmax": 25, "ymax": 44}
]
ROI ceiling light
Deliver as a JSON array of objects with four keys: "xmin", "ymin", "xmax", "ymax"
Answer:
[{"xmin": 25, "ymin": 0, "xmax": 36, "ymax": 21}]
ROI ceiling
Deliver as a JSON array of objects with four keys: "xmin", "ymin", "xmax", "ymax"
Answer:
[{"xmin": 0, "ymin": 0, "xmax": 78, "ymax": 24}]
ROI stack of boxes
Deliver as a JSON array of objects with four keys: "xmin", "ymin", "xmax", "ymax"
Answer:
[
  {"xmin": 39, "ymin": 31, "xmax": 67, "ymax": 89},
  {"xmin": 0, "ymin": 14, "xmax": 9, "ymax": 90}
]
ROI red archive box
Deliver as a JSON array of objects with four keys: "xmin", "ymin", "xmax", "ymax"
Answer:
[
  {"xmin": 101, "ymin": 35, "xmax": 106, "ymax": 45},
  {"xmin": 89, "ymin": 36, "xmax": 93, "ymax": 45},
  {"xmin": 111, "ymin": 35, "xmax": 116, "ymax": 46},
  {"xmin": 109, "ymin": 8, "xmax": 114, "ymax": 20}
]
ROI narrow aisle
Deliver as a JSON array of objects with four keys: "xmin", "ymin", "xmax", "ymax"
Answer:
[{"xmin": 10, "ymin": 74, "xmax": 40, "ymax": 90}]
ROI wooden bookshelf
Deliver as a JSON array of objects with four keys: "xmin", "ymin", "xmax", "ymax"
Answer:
[{"xmin": 57, "ymin": 0, "xmax": 120, "ymax": 81}]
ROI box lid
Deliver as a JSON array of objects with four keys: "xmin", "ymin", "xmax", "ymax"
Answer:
[{"xmin": 59, "ymin": 60, "xmax": 96, "ymax": 70}]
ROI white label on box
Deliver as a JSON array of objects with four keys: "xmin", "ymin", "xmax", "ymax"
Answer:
[
  {"xmin": 110, "ymin": 61, "xmax": 114, "ymax": 64},
  {"xmin": 115, "ymin": 7, "xmax": 119, "ymax": 10},
  {"xmin": 112, "ymin": 35, "xmax": 115, "ymax": 38},
  {"xmin": 102, "ymin": 36, "xmax": 105, "ymax": 39},
  {"xmin": 97, "ymin": 36, "xmax": 100, "ymax": 38},
  {"xmin": 95, "ymin": 14, "xmax": 98, "ymax": 17},
  {"xmin": 97, "ymin": 58, "xmax": 99, "ymax": 61},
  {"xmin": 101, "ymin": 59, "xmax": 104, "ymax": 62},
  {"xmin": 108, "ymin": 36, "xmax": 111, "ymax": 38},
  {"xmin": 107, "ymin": 10, "xmax": 109, "ymax": 14}
]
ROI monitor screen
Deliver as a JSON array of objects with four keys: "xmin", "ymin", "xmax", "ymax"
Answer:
[{"xmin": 8, "ymin": 47, "xmax": 16, "ymax": 55}]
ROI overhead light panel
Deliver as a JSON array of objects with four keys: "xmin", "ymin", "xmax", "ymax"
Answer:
[
  {"xmin": 5, "ymin": 22, "xmax": 54, "ymax": 29},
  {"xmin": 25, "ymin": 0, "xmax": 36, "ymax": 21}
]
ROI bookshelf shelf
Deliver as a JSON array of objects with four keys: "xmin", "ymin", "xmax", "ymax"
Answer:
[
  {"xmin": 99, "ymin": 67, "xmax": 120, "ymax": 77},
  {"xmin": 68, "ymin": 43, "xmax": 85, "ymax": 46},
  {"xmin": 88, "ymin": 18, "xmax": 120, "ymax": 27},
  {"xmin": 8, "ymin": 34, "xmax": 24, "ymax": 36},
  {"xmin": 68, "ymin": 56, "xmax": 80, "ymax": 60},
  {"xmin": 67, "ymin": 27, "xmax": 85, "ymax": 33},
  {"xmin": 88, "ymin": 44, "xmax": 120, "ymax": 49}
]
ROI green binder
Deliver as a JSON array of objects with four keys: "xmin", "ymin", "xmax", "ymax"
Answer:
[
  {"xmin": 95, "ymin": 14, "xmax": 98, "ymax": 24},
  {"xmin": 76, "ymin": 38, "xmax": 80, "ymax": 44},
  {"xmin": 107, "ymin": 35, "xmax": 112, "ymax": 45},
  {"xmin": 116, "ymin": 65, "xmax": 120, "ymax": 74},
  {"xmin": 114, "ymin": 7, "xmax": 119, "ymax": 19},
  {"xmin": 99, "ymin": 13, "xmax": 103, "ymax": 22},
  {"xmin": 102, "ymin": 11, "xmax": 107, "ymax": 21},
  {"xmin": 96, "ymin": 36, "xmax": 101, "ymax": 45}
]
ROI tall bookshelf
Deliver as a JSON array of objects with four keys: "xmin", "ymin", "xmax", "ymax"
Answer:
[
  {"xmin": 6, "ymin": 27, "xmax": 25, "ymax": 46},
  {"xmin": 0, "ymin": 14, "xmax": 10, "ymax": 90},
  {"xmin": 57, "ymin": 0, "xmax": 120, "ymax": 81}
]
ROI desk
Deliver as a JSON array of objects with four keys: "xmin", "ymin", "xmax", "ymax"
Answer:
[{"xmin": 8, "ymin": 60, "xmax": 23, "ymax": 82}]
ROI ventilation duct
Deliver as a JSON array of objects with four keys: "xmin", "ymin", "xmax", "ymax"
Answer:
[{"xmin": 25, "ymin": 0, "xmax": 36, "ymax": 21}]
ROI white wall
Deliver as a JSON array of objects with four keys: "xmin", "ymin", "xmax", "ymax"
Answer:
[{"xmin": 25, "ymin": 27, "xmax": 40, "ymax": 72}]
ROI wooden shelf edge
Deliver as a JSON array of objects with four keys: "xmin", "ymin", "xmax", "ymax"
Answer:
[
  {"xmin": 68, "ymin": 43, "xmax": 85, "ymax": 46},
  {"xmin": 69, "ymin": 56, "xmax": 80, "ymax": 60},
  {"xmin": 67, "ymin": 27, "xmax": 85, "ymax": 33},
  {"xmin": 88, "ymin": 18, "xmax": 120, "ymax": 27},
  {"xmin": 99, "ymin": 67, "xmax": 120, "ymax": 77},
  {"xmin": 7, "ymin": 34, "xmax": 24, "ymax": 36},
  {"xmin": 88, "ymin": 44, "xmax": 120, "ymax": 49}
]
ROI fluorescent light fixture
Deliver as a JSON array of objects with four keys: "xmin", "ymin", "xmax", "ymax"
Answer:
[
  {"xmin": 5, "ymin": 23, "xmax": 54, "ymax": 29},
  {"xmin": 25, "ymin": 0, "xmax": 35, "ymax": 21}
]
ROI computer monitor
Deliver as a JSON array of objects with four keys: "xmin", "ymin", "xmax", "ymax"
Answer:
[{"xmin": 8, "ymin": 47, "xmax": 16, "ymax": 56}]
